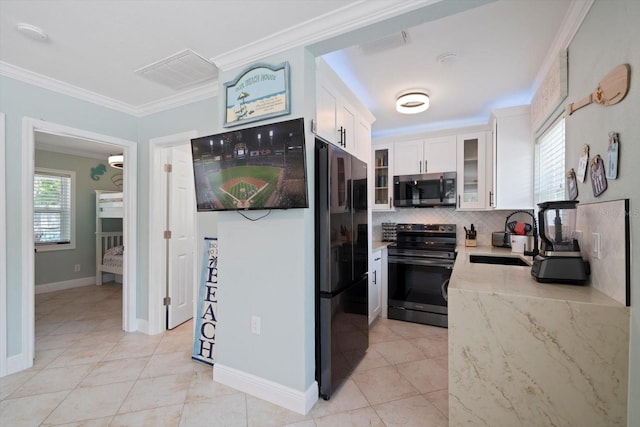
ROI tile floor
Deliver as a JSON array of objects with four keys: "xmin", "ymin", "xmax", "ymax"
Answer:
[{"xmin": 0, "ymin": 283, "xmax": 449, "ymax": 426}]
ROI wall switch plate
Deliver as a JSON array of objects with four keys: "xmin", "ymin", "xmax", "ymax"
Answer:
[
  {"xmin": 591, "ymin": 233, "xmax": 601, "ymax": 259},
  {"xmin": 74, "ymin": 264, "xmax": 81, "ymax": 272},
  {"xmin": 251, "ymin": 315, "xmax": 261, "ymax": 335}
]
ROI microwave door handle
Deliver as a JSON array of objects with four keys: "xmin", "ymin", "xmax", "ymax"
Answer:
[{"xmin": 439, "ymin": 176, "xmax": 444, "ymax": 202}]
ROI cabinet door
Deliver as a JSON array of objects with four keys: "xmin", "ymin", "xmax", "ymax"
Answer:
[
  {"xmin": 493, "ymin": 108, "xmax": 533, "ymax": 209},
  {"xmin": 372, "ymin": 145, "xmax": 394, "ymax": 211},
  {"xmin": 356, "ymin": 118, "xmax": 371, "ymax": 164},
  {"xmin": 457, "ymin": 133, "xmax": 487, "ymax": 210},
  {"xmin": 369, "ymin": 250, "xmax": 382, "ymax": 324},
  {"xmin": 394, "ymin": 140, "xmax": 422, "ymax": 175},
  {"xmin": 339, "ymin": 100, "xmax": 357, "ymax": 155},
  {"xmin": 316, "ymin": 79, "xmax": 339, "ymax": 143},
  {"xmin": 423, "ymin": 136, "xmax": 457, "ymax": 173}
]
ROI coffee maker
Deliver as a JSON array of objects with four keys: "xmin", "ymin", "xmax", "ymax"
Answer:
[{"xmin": 531, "ymin": 200, "xmax": 590, "ymax": 285}]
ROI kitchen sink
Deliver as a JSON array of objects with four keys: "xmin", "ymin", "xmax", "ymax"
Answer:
[{"xmin": 469, "ymin": 254, "xmax": 530, "ymax": 266}]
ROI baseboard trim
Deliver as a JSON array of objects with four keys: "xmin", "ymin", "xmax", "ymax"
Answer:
[
  {"xmin": 136, "ymin": 318, "xmax": 150, "ymax": 334},
  {"xmin": 6, "ymin": 352, "xmax": 31, "ymax": 376},
  {"xmin": 214, "ymin": 363, "xmax": 318, "ymax": 415},
  {"xmin": 35, "ymin": 276, "xmax": 96, "ymax": 294}
]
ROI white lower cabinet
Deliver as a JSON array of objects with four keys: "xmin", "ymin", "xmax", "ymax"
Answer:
[{"xmin": 369, "ymin": 249, "xmax": 382, "ymax": 324}]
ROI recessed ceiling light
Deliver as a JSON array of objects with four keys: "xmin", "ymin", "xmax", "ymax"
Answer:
[
  {"xmin": 437, "ymin": 52, "xmax": 458, "ymax": 64},
  {"xmin": 396, "ymin": 92, "xmax": 430, "ymax": 114},
  {"xmin": 16, "ymin": 23, "xmax": 49, "ymax": 41}
]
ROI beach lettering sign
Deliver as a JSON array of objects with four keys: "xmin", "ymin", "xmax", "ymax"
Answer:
[{"xmin": 223, "ymin": 62, "xmax": 291, "ymax": 127}]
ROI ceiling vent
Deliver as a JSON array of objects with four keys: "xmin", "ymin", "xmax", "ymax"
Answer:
[
  {"xmin": 359, "ymin": 31, "xmax": 408, "ymax": 55},
  {"xmin": 135, "ymin": 48, "xmax": 218, "ymax": 90}
]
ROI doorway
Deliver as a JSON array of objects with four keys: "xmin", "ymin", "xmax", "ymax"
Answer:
[
  {"xmin": 148, "ymin": 131, "xmax": 198, "ymax": 334},
  {"xmin": 17, "ymin": 118, "xmax": 137, "ymax": 371}
]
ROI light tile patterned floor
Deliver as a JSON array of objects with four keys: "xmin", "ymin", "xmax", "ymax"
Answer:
[{"xmin": 0, "ymin": 284, "xmax": 449, "ymax": 426}]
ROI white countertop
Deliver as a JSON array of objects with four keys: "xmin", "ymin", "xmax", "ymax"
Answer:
[
  {"xmin": 372, "ymin": 240, "xmax": 392, "ymax": 252},
  {"xmin": 451, "ymin": 245, "xmax": 623, "ymax": 306}
]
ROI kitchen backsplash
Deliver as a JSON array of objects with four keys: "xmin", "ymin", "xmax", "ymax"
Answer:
[
  {"xmin": 373, "ymin": 208, "xmax": 534, "ymax": 247},
  {"xmin": 576, "ymin": 199, "xmax": 630, "ymax": 306}
]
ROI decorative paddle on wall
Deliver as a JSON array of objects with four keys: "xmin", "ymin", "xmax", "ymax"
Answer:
[{"xmin": 566, "ymin": 64, "xmax": 630, "ymax": 115}]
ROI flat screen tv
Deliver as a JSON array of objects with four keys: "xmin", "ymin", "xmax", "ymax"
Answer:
[{"xmin": 191, "ymin": 117, "xmax": 309, "ymax": 211}]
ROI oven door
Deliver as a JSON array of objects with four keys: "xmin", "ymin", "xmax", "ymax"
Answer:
[{"xmin": 387, "ymin": 255, "xmax": 452, "ymax": 327}]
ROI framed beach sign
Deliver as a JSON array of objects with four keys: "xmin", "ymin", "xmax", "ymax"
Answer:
[{"xmin": 223, "ymin": 62, "xmax": 290, "ymax": 127}]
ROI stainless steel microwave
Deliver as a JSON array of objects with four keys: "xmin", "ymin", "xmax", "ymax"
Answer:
[{"xmin": 393, "ymin": 172, "xmax": 457, "ymax": 207}]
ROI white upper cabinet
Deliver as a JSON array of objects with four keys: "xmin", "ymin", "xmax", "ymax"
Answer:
[
  {"xmin": 490, "ymin": 106, "xmax": 534, "ymax": 209},
  {"xmin": 315, "ymin": 59, "xmax": 374, "ymax": 162},
  {"xmin": 371, "ymin": 143, "xmax": 394, "ymax": 211},
  {"xmin": 424, "ymin": 136, "xmax": 457, "ymax": 173},
  {"xmin": 394, "ymin": 136, "xmax": 456, "ymax": 176},
  {"xmin": 393, "ymin": 140, "xmax": 422, "ymax": 175},
  {"xmin": 456, "ymin": 132, "xmax": 488, "ymax": 210}
]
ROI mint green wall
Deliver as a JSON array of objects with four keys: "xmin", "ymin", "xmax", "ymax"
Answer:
[
  {"xmin": 0, "ymin": 76, "xmax": 137, "ymax": 356},
  {"xmin": 136, "ymin": 97, "xmax": 218, "ymax": 320},
  {"xmin": 34, "ymin": 150, "xmax": 121, "ymax": 286},
  {"xmin": 215, "ymin": 47, "xmax": 317, "ymax": 392},
  {"xmin": 562, "ymin": 1, "xmax": 640, "ymax": 423}
]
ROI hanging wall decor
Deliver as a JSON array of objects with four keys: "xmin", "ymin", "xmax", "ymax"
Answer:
[
  {"xmin": 577, "ymin": 144, "xmax": 589, "ymax": 183},
  {"xmin": 566, "ymin": 64, "xmax": 630, "ymax": 116},
  {"xmin": 223, "ymin": 62, "xmax": 290, "ymax": 127},
  {"xmin": 590, "ymin": 155, "xmax": 608, "ymax": 197},
  {"xmin": 566, "ymin": 168, "xmax": 578, "ymax": 200},
  {"xmin": 90, "ymin": 163, "xmax": 107, "ymax": 181},
  {"xmin": 606, "ymin": 132, "xmax": 620, "ymax": 179}
]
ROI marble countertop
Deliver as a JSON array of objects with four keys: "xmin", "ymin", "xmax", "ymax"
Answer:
[
  {"xmin": 451, "ymin": 245, "xmax": 623, "ymax": 306},
  {"xmin": 372, "ymin": 240, "xmax": 393, "ymax": 252}
]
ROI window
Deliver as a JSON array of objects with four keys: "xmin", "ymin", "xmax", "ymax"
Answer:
[
  {"xmin": 34, "ymin": 168, "xmax": 75, "ymax": 251},
  {"xmin": 534, "ymin": 117, "xmax": 565, "ymax": 204}
]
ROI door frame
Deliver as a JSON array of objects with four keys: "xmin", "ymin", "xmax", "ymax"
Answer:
[
  {"xmin": 17, "ymin": 118, "xmax": 137, "ymax": 372},
  {"xmin": 0, "ymin": 113, "xmax": 6, "ymax": 376},
  {"xmin": 148, "ymin": 131, "xmax": 198, "ymax": 335}
]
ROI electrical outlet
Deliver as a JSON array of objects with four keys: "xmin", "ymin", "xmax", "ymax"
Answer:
[
  {"xmin": 251, "ymin": 315, "xmax": 261, "ymax": 335},
  {"xmin": 591, "ymin": 233, "xmax": 601, "ymax": 259},
  {"xmin": 74, "ymin": 264, "xmax": 81, "ymax": 272}
]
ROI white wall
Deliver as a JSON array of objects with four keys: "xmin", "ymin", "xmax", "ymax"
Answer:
[{"xmin": 561, "ymin": 1, "xmax": 640, "ymax": 423}]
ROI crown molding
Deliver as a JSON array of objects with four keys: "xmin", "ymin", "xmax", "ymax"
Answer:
[
  {"xmin": 0, "ymin": 61, "xmax": 218, "ymax": 117},
  {"xmin": 0, "ymin": 61, "xmax": 140, "ymax": 116},
  {"xmin": 212, "ymin": 0, "xmax": 437, "ymax": 71},
  {"xmin": 532, "ymin": 0, "xmax": 595, "ymax": 93},
  {"xmin": 135, "ymin": 81, "xmax": 218, "ymax": 116}
]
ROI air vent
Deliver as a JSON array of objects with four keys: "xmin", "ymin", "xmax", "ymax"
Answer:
[
  {"xmin": 135, "ymin": 48, "xmax": 218, "ymax": 90},
  {"xmin": 359, "ymin": 31, "xmax": 408, "ymax": 55}
]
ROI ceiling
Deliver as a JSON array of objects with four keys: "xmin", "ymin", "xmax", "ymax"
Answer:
[{"xmin": 0, "ymin": 0, "xmax": 577, "ymax": 155}]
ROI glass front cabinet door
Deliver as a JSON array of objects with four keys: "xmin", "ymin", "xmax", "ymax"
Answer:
[
  {"xmin": 456, "ymin": 133, "xmax": 487, "ymax": 210},
  {"xmin": 372, "ymin": 145, "xmax": 394, "ymax": 210}
]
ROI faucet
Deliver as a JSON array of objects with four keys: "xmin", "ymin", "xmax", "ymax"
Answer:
[{"xmin": 504, "ymin": 210, "xmax": 539, "ymax": 257}]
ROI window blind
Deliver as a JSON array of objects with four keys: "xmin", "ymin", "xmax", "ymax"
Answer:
[
  {"xmin": 34, "ymin": 170, "xmax": 72, "ymax": 244},
  {"xmin": 534, "ymin": 118, "xmax": 565, "ymax": 204}
]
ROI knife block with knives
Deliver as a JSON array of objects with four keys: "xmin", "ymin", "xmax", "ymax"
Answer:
[{"xmin": 464, "ymin": 224, "xmax": 477, "ymax": 247}]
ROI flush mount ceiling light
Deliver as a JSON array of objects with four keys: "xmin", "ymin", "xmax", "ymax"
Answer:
[
  {"xmin": 396, "ymin": 92, "xmax": 430, "ymax": 114},
  {"xmin": 108, "ymin": 154, "xmax": 124, "ymax": 169},
  {"xmin": 16, "ymin": 23, "xmax": 49, "ymax": 41},
  {"xmin": 437, "ymin": 52, "xmax": 458, "ymax": 64}
]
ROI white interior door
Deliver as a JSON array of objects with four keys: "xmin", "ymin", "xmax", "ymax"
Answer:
[{"xmin": 166, "ymin": 145, "xmax": 196, "ymax": 329}]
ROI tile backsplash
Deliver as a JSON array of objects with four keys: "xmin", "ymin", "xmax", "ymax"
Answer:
[
  {"xmin": 373, "ymin": 208, "xmax": 535, "ymax": 247},
  {"xmin": 576, "ymin": 199, "xmax": 630, "ymax": 306}
]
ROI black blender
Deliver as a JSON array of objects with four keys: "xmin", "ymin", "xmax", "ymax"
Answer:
[{"xmin": 531, "ymin": 200, "xmax": 590, "ymax": 285}]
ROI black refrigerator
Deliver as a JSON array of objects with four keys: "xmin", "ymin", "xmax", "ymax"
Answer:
[{"xmin": 315, "ymin": 138, "xmax": 368, "ymax": 400}]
